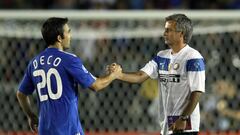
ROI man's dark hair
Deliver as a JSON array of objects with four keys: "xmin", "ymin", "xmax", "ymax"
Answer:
[
  {"xmin": 41, "ymin": 17, "xmax": 68, "ymax": 46},
  {"xmin": 165, "ymin": 14, "xmax": 193, "ymax": 44}
]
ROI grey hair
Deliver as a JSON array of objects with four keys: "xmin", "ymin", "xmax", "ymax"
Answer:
[{"xmin": 165, "ymin": 14, "xmax": 193, "ymax": 44}]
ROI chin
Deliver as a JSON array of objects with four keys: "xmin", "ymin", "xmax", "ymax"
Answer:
[
  {"xmin": 165, "ymin": 41, "xmax": 170, "ymax": 45},
  {"xmin": 164, "ymin": 39, "xmax": 169, "ymax": 43},
  {"xmin": 165, "ymin": 42, "xmax": 172, "ymax": 47}
]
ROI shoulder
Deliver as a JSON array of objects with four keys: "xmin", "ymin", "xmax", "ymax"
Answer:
[
  {"xmin": 152, "ymin": 49, "xmax": 170, "ymax": 64},
  {"xmin": 156, "ymin": 49, "xmax": 171, "ymax": 57},
  {"xmin": 60, "ymin": 51, "xmax": 84, "ymax": 67},
  {"xmin": 59, "ymin": 51, "xmax": 78, "ymax": 58},
  {"xmin": 185, "ymin": 46, "xmax": 203, "ymax": 59},
  {"xmin": 58, "ymin": 51, "xmax": 81, "ymax": 62},
  {"xmin": 28, "ymin": 54, "xmax": 41, "ymax": 67}
]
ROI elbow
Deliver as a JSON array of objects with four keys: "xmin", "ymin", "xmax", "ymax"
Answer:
[
  {"xmin": 92, "ymin": 87, "xmax": 101, "ymax": 92},
  {"xmin": 89, "ymin": 78, "xmax": 109, "ymax": 92},
  {"xmin": 16, "ymin": 91, "xmax": 26, "ymax": 101},
  {"xmin": 135, "ymin": 71, "xmax": 148, "ymax": 83},
  {"xmin": 137, "ymin": 78, "xmax": 146, "ymax": 84},
  {"xmin": 89, "ymin": 83, "xmax": 102, "ymax": 92},
  {"xmin": 16, "ymin": 91, "xmax": 21, "ymax": 99}
]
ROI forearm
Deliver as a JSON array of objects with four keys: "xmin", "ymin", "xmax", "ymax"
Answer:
[
  {"xmin": 119, "ymin": 71, "xmax": 148, "ymax": 83},
  {"xmin": 91, "ymin": 75, "xmax": 115, "ymax": 92},
  {"xmin": 223, "ymin": 109, "xmax": 240, "ymax": 120},
  {"xmin": 16, "ymin": 91, "xmax": 35, "ymax": 118},
  {"xmin": 181, "ymin": 91, "xmax": 203, "ymax": 116}
]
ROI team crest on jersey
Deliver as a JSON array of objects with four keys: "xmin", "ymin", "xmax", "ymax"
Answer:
[
  {"xmin": 168, "ymin": 63, "xmax": 180, "ymax": 70},
  {"xmin": 194, "ymin": 61, "xmax": 200, "ymax": 69},
  {"xmin": 82, "ymin": 65, "xmax": 88, "ymax": 73},
  {"xmin": 173, "ymin": 63, "xmax": 180, "ymax": 70}
]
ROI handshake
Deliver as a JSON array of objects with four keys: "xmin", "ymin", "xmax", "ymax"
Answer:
[{"xmin": 106, "ymin": 63, "xmax": 123, "ymax": 79}]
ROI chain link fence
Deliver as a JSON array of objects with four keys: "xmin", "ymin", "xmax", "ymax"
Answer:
[{"xmin": 0, "ymin": 11, "xmax": 240, "ymax": 133}]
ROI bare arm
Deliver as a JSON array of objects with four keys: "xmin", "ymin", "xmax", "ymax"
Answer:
[
  {"xmin": 221, "ymin": 108, "xmax": 240, "ymax": 120},
  {"xmin": 16, "ymin": 91, "xmax": 38, "ymax": 132},
  {"xmin": 16, "ymin": 91, "xmax": 35, "ymax": 118},
  {"xmin": 108, "ymin": 63, "xmax": 149, "ymax": 83},
  {"xmin": 118, "ymin": 71, "xmax": 149, "ymax": 83},
  {"xmin": 217, "ymin": 100, "xmax": 240, "ymax": 120},
  {"xmin": 89, "ymin": 74, "xmax": 115, "ymax": 92},
  {"xmin": 170, "ymin": 91, "xmax": 203, "ymax": 131},
  {"xmin": 181, "ymin": 91, "xmax": 203, "ymax": 116},
  {"xmin": 90, "ymin": 64, "xmax": 150, "ymax": 91},
  {"xmin": 89, "ymin": 64, "xmax": 123, "ymax": 92}
]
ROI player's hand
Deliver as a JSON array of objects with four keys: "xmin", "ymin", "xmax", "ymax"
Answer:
[
  {"xmin": 105, "ymin": 65, "xmax": 111, "ymax": 75},
  {"xmin": 109, "ymin": 63, "xmax": 122, "ymax": 79},
  {"xmin": 169, "ymin": 118, "xmax": 186, "ymax": 133},
  {"xmin": 106, "ymin": 63, "xmax": 118, "ymax": 74},
  {"xmin": 28, "ymin": 114, "xmax": 38, "ymax": 133},
  {"xmin": 107, "ymin": 63, "xmax": 118, "ymax": 73}
]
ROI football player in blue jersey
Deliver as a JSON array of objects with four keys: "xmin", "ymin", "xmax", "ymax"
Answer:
[{"xmin": 16, "ymin": 17, "xmax": 121, "ymax": 135}]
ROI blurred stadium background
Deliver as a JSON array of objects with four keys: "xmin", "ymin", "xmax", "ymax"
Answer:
[{"xmin": 0, "ymin": 1, "xmax": 240, "ymax": 135}]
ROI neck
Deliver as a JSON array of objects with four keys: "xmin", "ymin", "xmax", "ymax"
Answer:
[
  {"xmin": 48, "ymin": 43, "xmax": 63, "ymax": 51},
  {"xmin": 171, "ymin": 43, "xmax": 186, "ymax": 54}
]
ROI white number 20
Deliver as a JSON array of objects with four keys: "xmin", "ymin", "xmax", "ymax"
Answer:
[{"xmin": 33, "ymin": 68, "xmax": 63, "ymax": 102}]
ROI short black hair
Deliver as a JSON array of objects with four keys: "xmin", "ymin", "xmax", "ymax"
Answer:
[
  {"xmin": 41, "ymin": 17, "xmax": 68, "ymax": 46},
  {"xmin": 165, "ymin": 14, "xmax": 193, "ymax": 44}
]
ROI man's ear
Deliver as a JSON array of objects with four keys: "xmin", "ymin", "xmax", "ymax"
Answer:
[
  {"xmin": 179, "ymin": 31, "xmax": 184, "ymax": 39},
  {"xmin": 180, "ymin": 31, "xmax": 184, "ymax": 37},
  {"xmin": 57, "ymin": 35, "xmax": 62, "ymax": 42}
]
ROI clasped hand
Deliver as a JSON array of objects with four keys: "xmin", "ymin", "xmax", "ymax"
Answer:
[{"xmin": 106, "ymin": 63, "xmax": 122, "ymax": 79}]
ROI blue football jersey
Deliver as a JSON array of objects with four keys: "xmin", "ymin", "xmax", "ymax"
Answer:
[{"xmin": 19, "ymin": 48, "xmax": 96, "ymax": 135}]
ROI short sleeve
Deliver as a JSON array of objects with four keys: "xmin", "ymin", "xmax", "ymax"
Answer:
[
  {"xmin": 141, "ymin": 58, "xmax": 159, "ymax": 79},
  {"xmin": 18, "ymin": 63, "xmax": 35, "ymax": 95},
  {"xmin": 186, "ymin": 58, "xmax": 205, "ymax": 92},
  {"xmin": 65, "ymin": 57, "xmax": 96, "ymax": 89}
]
